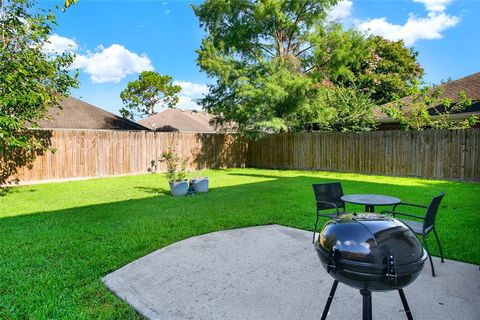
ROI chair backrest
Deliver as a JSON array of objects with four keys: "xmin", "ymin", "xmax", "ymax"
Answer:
[
  {"xmin": 312, "ymin": 182, "xmax": 345, "ymax": 211},
  {"xmin": 424, "ymin": 191, "xmax": 445, "ymax": 230}
]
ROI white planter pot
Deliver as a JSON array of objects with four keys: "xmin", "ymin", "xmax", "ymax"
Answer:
[
  {"xmin": 191, "ymin": 177, "xmax": 209, "ymax": 193},
  {"xmin": 169, "ymin": 180, "xmax": 188, "ymax": 196}
]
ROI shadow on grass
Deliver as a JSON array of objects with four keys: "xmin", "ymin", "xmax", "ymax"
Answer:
[
  {"xmin": 226, "ymin": 171, "xmax": 475, "ymax": 188},
  {"xmin": 0, "ymin": 173, "xmax": 479, "ymax": 319},
  {"xmin": 133, "ymin": 186, "xmax": 170, "ymax": 196},
  {"xmin": 0, "ymin": 185, "xmax": 37, "ymax": 197},
  {"xmin": 0, "ymin": 187, "xmax": 10, "ymax": 196}
]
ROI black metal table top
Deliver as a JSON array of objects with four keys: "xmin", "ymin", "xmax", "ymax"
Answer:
[{"xmin": 341, "ymin": 194, "xmax": 401, "ymax": 206}]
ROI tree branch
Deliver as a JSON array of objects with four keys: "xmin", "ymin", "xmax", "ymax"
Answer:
[
  {"xmin": 296, "ymin": 44, "xmax": 315, "ymax": 56},
  {"xmin": 286, "ymin": 1, "xmax": 311, "ymax": 55},
  {"xmin": 304, "ymin": 64, "xmax": 318, "ymax": 74},
  {"xmin": 257, "ymin": 43, "xmax": 275, "ymax": 57}
]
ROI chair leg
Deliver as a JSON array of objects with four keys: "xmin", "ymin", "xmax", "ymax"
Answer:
[
  {"xmin": 433, "ymin": 227, "xmax": 444, "ymax": 263},
  {"xmin": 313, "ymin": 215, "xmax": 319, "ymax": 244},
  {"xmin": 422, "ymin": 235, "xmax": 436, "ymax": 277}
]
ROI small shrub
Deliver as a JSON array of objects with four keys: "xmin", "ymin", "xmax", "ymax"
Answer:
[{"xmin": 161, "ymin": 146, "xmax": 187, "ymax": 182}]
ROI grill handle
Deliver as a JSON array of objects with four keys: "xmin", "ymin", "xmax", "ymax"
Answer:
[
  {"xmin": 386, "ymin": 255, "xmax": 398, "ymax": 287},
  {"xmin": 327, "ymin": 248, "xmax": 339, "ymax": 274}
]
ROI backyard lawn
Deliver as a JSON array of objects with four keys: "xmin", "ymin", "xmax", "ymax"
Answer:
[{"xmin": 0, "ymin": 168, "xmax": 479, "ymax": 319}]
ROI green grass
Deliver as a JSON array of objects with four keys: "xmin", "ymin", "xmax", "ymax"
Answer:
[{"xmin": 0, "ymin": 168, "xmax": 479, "ymax": 319}]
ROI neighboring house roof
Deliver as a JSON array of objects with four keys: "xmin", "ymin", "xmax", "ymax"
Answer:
[
  {"xmin": 375, "ymin": 72, "xmax": 480, "ymax": 123},
  {"xmin": 138, "ymin": 108, "xmax": 235, "ymax": 133},
  {"xmin": 35, "ymin": 97, "xmax": 148, "ymax": 130}
]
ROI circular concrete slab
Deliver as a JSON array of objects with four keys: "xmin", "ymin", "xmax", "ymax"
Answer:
[{"xmin": 103, "ymin": 225, "xmax": 480, "ymax": 320}]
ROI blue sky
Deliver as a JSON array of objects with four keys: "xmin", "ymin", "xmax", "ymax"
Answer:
[{"xmin": 41, "ymin": 0, "xmax": 480, "ymax": 116}]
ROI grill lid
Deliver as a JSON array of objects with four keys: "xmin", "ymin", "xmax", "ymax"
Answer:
[
  {"xmin": 317, "ymin": 213, "xmax": 424, "ymax": 266},
  {"xmin": 314, "ymin": 213, "xmax": 427, "ymax": 290}
]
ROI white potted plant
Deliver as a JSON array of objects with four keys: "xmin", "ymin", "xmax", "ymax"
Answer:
[
  {"xmin": 191, "ymin": 176, "xmax": 209, "ymax": 193},
  {"xmin": 161, "ymin": 147, "xmax": 188, "ymax": 196}
]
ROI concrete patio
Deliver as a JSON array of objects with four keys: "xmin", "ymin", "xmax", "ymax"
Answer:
[{"xmin": 103, "ymin": 225, "xmax": 480, "ymax": 320}]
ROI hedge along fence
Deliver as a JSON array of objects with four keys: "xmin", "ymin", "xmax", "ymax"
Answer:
[
  {"xmin": 247, "ymin": 129, "xmax": 480, "ymax": 181},
  {"xmin": 8, "ymin": 129, "xmax": 248, "ymax": 184}
]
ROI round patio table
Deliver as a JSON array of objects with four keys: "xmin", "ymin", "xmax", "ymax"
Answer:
[{"xmin": 341, "ymin": 194, "xmax": 401, "ymax": 213}]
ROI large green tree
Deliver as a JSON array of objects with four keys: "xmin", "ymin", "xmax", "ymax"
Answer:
[
  {"xmin": 193, "ymin": 0, "xmax": 423, "ymax": 134},
  {"xmin": 193, "ymin": 0, "xmax": 338, "ymax": 133},
  {"xmin": 119, "ymin": 71, "xmax": 181, "ymax": 120},
  {"xmin": 0, "ymin": 0, "xmax": 78, "ymax": 185}
]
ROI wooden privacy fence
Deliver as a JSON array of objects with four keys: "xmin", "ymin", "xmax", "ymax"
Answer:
[
  {"xmin": 11, "ymin": 129, "xmax": 248, "ymax": 184},
  {"xmin": 247, "ymin": 129, "xmax": 480, "ymax": 180},
  {"xmin": 6, "ymin": 128, "xmax": 479, "ymax": 184}
]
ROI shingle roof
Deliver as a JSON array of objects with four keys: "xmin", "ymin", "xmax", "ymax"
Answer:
[
  {"xmin": 138, "ymin": 108, "xmax": 234, "ymax": 133},
  {"xmin": 375, "ymin": 72, "xmax": 480, "ymax": 121},
  {"xmin": 35, "ymin": 97, "xmax": 149, "ymax": 131}
]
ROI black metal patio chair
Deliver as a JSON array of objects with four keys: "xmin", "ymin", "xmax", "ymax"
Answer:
[
  {"xmin": 312, "ymin": 182, "xmax": 347, "ymax": 243},
  {"xmin": 381, "ymin": 191, "xmax": 445, "ymax": 277}
]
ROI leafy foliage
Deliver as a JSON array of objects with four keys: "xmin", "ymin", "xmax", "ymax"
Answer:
[
  {"xmin": 383, "ymin": 87, "xmax": 478, "ymax": 130},
  {"xmin": 314, "ymin": 31, "xmax": 424, "ymax": 104},
  {"xmin": 120, "ymin": 71, "xmax": 182, "ymax": 120},
  {"xmin": 62, "ymin": 0, "xmax": 77, "ymax": 8},
  {"xmin": 0, "ymin": 0, "xmax": 78, "ymax": 184},
  {"xmin": 193, "ymin": 0, "xmax": 422, "ymax": 135},
  {"xmin": 161, "ymin": 146, "xmax": 187, "ymax": 182},
  {"xmin": 200, "ymin": 60, "xmax": 312, "ymax": 134},
  {"xmin": 299, "ymin": 85, "xmax": 377, "ymax": 132},
  {"xmin": 310, "ymin": 24, "xmax": 370, "ymax": 84},
  {"xmin": 350, "ymin": 36, "xmax": 423, "ymax": 105}
]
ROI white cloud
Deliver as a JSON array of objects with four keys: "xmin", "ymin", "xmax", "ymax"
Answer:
[
  {"xmin": 174, "ymin": 81, "xmax": 209, "ymax": 98},
  {"xmin": 357, "ymin": 12, "xmax": 459, "ymax": 46},
  {"xmin": 44, "ymin": 35, "xmax": 153, "ymax": 84},
  {"xmin": 356, "ymin": 0, "xmax": 459, "ymax": 46},
  {"xmin": 74, "ymin": 44, "xmax": 154, "ymax": 83},
  {"xmin": 43, "ymin": 34, "xmax": 78, "ymax": 54},
  {"xmin": 413, "ymin": 0, "xmax": 453, "ymax": 12},
  {"xmin": 172, "ymin": 81, "xmax": 209, "ymax": 110},
  {"xmin": 327, "ymin": 0, "xmax": 353, "ymax": 21},
  {"xmin": 176, "ymin": 95, "xmax": 203, "ymax": 111}
]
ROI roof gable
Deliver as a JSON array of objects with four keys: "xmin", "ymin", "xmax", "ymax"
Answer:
[
  {"xmin": 375, "ymin": 72, "xmax": 480, "ymax": 121},
  {"xmin": 138, "ymin": 108, "xmax": 233, "ymax": 133},
  {"xmin": 35, "ymin": 97, "xmax": 149, "ymax": 131}
]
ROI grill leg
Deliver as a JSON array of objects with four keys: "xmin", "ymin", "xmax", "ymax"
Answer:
[
  {"xmin": 320, "ymin": 280, "xmax": 338, "ymax": 320},
  {"xmin": 360, "ymin": 288, "xmax": 372, "ymax": 320},
  {"xmin": 398, "ymin": 289, "xmax": 413, "ymax": 320}
]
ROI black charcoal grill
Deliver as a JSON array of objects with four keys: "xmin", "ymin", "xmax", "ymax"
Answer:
[{"xmin": 314, "ymin": 213, "xmax": 428, "ymax": 320}]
